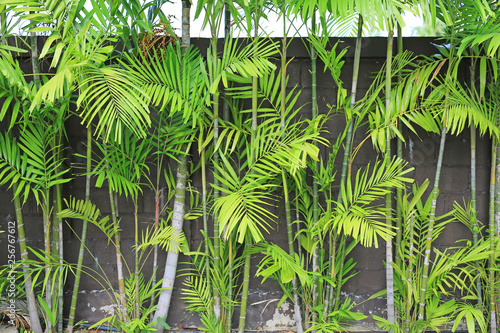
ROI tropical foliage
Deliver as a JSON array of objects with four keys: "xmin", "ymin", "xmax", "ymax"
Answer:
[{"xmin": 0, "ymin": 0, "xmax": 499, "ymax": 333}]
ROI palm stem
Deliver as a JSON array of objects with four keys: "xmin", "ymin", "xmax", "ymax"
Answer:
[
  {"xmin": 134, "ymin": 201, "xmax": 140, "ymax": 319},
  {"xmin": 13, "ymin": 184, "xmax": 43, "ymax": 333},
  {"xmin": 469, "ymin": 55, "xmax": 482, "ymax": 306},
  {"xmin": 238, "ymin": 5, "xmax": 264, "ymax": 331},
  {"xmin": 310, "ymin": 14, "xmax": 320, "ymax": 319},
  {"xmin": 153, "ymin": 153, "xmax": 188, "ymax": 331},
  {"xmin": 68, "ymin": 125, "xmax": 92, "ymax": 332},
  {"xmin": 418, "ymin": 126, "xmax": 447, "ymax": 319},
  {"xmin": 280, "ymin": 16, "xmax": 303, "ymax": 331},
  {"xmin": 385, "ymin": 26, "xmax": 395, "ymax": 328},
  {"xmin": 394, "ymin": 22, "xmax": 403, "ymax": 268},
  {"xmin": 490, "ymin": 139, "xmax": 498, "ymax": 333},
  {"xmin": 331, "ymin": 14, "xmax": 363, "ymax": 313},
  {"xmin": 283, "ymin": 170, "xmax": 304, "ymax": 333},
  {"xmin": 238, "ymin": 251, "xmax": 251, "ymax": 333},
  {"xmin": 224, "ymin": 5, "xmax": 232, "ymax": 332},
  {"xmin": 42, "ymin": 189, "xmax": 53, "ymax": 333},
  {"xmin": 108, "ymin": 184, "xmax": 128, "ymax": 324},
  {"xmin": 211, "ymin": 21, "xmax": 222, "ymax": 323},
  {"xmin": 153, "ymin": 2, "xmax": 191, "ymax": 330}
]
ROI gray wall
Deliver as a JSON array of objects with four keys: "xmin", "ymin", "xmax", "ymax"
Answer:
[{"xmin": 0, "ymin": 37, "xmax": 489, "ymax": 331}]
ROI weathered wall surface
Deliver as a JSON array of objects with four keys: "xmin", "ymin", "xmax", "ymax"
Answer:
[{"xmin": 0, "ymin": 37, "xmax": 490, "ymax": 331}]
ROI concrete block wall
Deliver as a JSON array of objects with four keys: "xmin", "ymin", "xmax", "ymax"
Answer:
[{"xmin": 0, "ymin": 37, "xmax": 490, "ymax": 331}]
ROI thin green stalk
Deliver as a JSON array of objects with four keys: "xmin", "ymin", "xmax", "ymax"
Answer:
[
  {"xmin": 42, "ymin": 189, "xmax": 52, "ymax": 333},
  {"xmin": 13, "ymin": 184, "xmax": 43, "ymax": 333},
  {"xmin": 239, "ymin": 5, "xmax": 262, "ymax": 332},
  {"xmin": 490, "ymin": 140, "xmax": 498, "ymax": 333},
  {"xmin": 394, "ymin": 22, "xmax": 403, "ymax": 268},
  {"xmin": 310, "ymin": 14, "xmax": 320, "ymax": 317},
  {"xmin": 153, "ymin": 2, "xmax": 191, "ymax": 330},
  {"xmin": 405, "ymin": 214, "xmax": 415, "ymax": 331},
  {"xmin": 331, "ymin": 14, "xmax": 363, "ymax": 313},
  {"xmin": 211, "ymin": 31, "xmax": 221, "ymax": 322},
  {"xmin": 223, "ymin": 8, "xmax": 232, "ymax": 331},
  {"xmin": 469, "ymin": 55, "xmax": 481, "ymax": 306},
  {"xmin": 109, "ymin": 185, "xmax": 128, "ymax": 324},
  {"xmin": 201, "ymin": 149, "xmax": 209, "ymax": 283},
  {"xmin": 280, "ymin": 17, "xmax": 303, "ymax": 331},
  {"xmin": 68, "ymin": 126, "xmax": 91, "ymax": 332},
  {"xmin": 239, "ymin": 251, "xmax": 251, "ymax": 333},
  {"xmin": 418, "ymin": 126, "xmax": 447, "ymax": 320},
  {"xmin": 134, "ymin": 201, "xmax": 140, "ymax": 319},
  {"xmin": 54, "ymin": 182, "xmax": 64, "ymax": 333},
  {"xmin": 282, "ymin": 170, "xmax": 304, "ymax": 333},
  {"xmin": 385, "ymin": 27, "xmax": 395, "ymax": 327}
]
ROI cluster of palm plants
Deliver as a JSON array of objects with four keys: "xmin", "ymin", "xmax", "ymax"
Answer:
[{"xmin": 2, "ymin": 0, "xmax": 500, "ymax": 333}]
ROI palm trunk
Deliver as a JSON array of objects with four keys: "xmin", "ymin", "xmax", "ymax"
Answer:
[
  {"xmin": 385, "ymin": 27, "xmax": 395, "ymax": 328},
  {"xmin": 394, "ymin": 22, "xmax": 403, "ymax": 268},
  {"xmin": 310, "ymin": 15, "xmax": 320, "ymax": 321},
  {"xmin": 54, "ymin": 182, "xmax": 64, "ymax": 333},
  {"xmin": 238, "ymin": 252, "xmax": 251, "ymax": 333},
  {"xmin": 109, "ymin": 185, "xmax": 128, "ymax": 324},
  {"xmin": 238, "ymin": 6, "xmax": 262, "ymax": 331},
  {"xmin": 224, "ymin": 5, "xmax": 232, "ymax": 332},
  {"xmin": 283, "ymin": 171, "xmax": 304, "ymax": 333},
  {"xmin": 134, "ymin": 201, "xmax": 140, "ymax": 319},
  {"xmin": 418, "ymin": 126, "xmax": 446, "ymax": 320},
  {"xmin": 331, "ymin": 14, "xmax": 363, "ymax": 313},
  {"xmin": 68, "ymin": 126, "xmax": 91, "ymax": 333},
  {"xmin": 405, "ymin": 214, "xmax": 416, "ymax": 331},
  {"xmin": 42, "ymin": 189, "xmax": 53, "ymax": 333},
  {"xmin": 280, "ymin": 17, "xmax": 303, "ymax": 331},
  {"xmin": 13, "ymin": 184, "xmax": 43, "ymax": 333},
  {"xmin": 153, "ymin": 154, "xmax": 188, "ymax": 331},
  {"xmin": 153, "ymin": 2, "xmax": 191, "ymax": 331},
  {"xmin": 490, "ymin": 139, "xmax": 498, "ymax": 333},
  {"xmin": 469, "ymin": 55, "xmax": 482, "ymax": 306}
]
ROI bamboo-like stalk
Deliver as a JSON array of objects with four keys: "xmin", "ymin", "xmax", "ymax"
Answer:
[
  {"xmin": 280, "ymin": 16, "xmax": 303, "ymax": 332},
  {"xmin": 54, "ymin": 182, "xmax": 64, "ymax": 332},
  {"xmin": 394, "ymin": 22, "xmax": 403, "ymax": 268},
  {"xmin": 490, "ymin": 139, "xmax": 498, "ymax": 333},
  {"xmin": 42, "ymin": 188, "xmax": 52, "ymax": 333},
  {"xmin": 108, "ymin": 185, "xmax": 128, "ymax": 324},
  {"xmin": 405, "ymin": 214, "xmax": 415, "ymax": 331},
  {"xmin": 68, "ymin": 126, "xmax": 92, "ymax": 333},
  {"xmin": 210, "ymin": 9, "xmax": 222, "ymax": 320},
  {"xmin": 13, "ymin": 183, "xmax": 43, "ymax": 333},
  {"xmin": 309, "ymin": 14, "xmax": 320, "ymax": 320},
  {"xmin": 224, "ymin": 5, "xmax": 232, "ymax": 332},
  {"xmin": 283, "ymin": 170, "xmax": 304, "ymax": 333},
  {"xmin": 385, "ymin": 27, "xmax": 395, "ymax": 328},
  {"xmin": 153, "ymin": 2, "xmax": 191, "ymax": 330},
  {"xmin": 331, "ymin": 14, "xmax": 363, "ymax": 313},
  {"xmin": 469, "ymin": 55, "xmax": 482, "ymax": 306},
  {"xmin": 418, "ymin": 126, "xmax": 447, "ymax": 319},
  {"xmin": 238, "ymin": 3, "xmax": 261, "ymax": 329},
  {"xmin": 153, "ymin": 154, "xmax": 188, "ymax": 331},
  {"xmin": 134, "ymin": 201, "xmax": 140, "ymax": 319}
]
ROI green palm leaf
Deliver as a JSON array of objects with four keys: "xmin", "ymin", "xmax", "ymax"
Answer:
[
  {"xmin": 332, "ymin": 157, "xmax": 413, "ymax": 247},
  {"xmin": 77, "ymin": 65, "xmax": 151, "ymax": 142}
]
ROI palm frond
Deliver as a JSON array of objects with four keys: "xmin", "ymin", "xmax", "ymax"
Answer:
[
  {"xmin": 255, "ymin": 242, "xmax": 312, "ymax": 286},
  {"xmin": 137, "ymin": 219, "xmax": 184, "ymax": 254},
  {"xmin": 77, "ymin": 65, "xmax": 151, "ymax": 142},
  {"xmin": 332, "ymin": 157, "xmax": 413, "ymax": 247},
  {"xmin": 125, "ymin": 43, "xmax": 209, "ymax": 126},
  {"xmin": 58, "ymin": 197, "xmax": 115, "ymax": 243},
  {"xmin": 206, "ymin": 36, "xmax": 278, "ymax": 94},
  {"xmin": 0, "ymin": 132, "xmax": 31, "ymax": 202}
]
